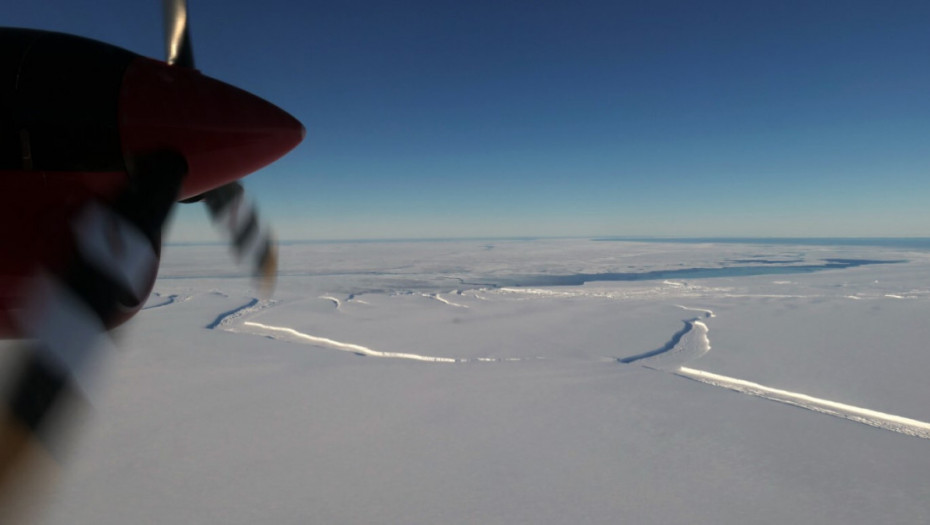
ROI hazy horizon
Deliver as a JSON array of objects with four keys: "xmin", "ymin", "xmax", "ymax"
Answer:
[{"xmin": 164, "ymin": 227, "xmax": 930, "ymax": 246}]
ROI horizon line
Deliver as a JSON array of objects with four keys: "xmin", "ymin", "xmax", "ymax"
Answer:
[{"xmin": 165, "ymin": 235, "xmax": 930, "ymax": 247}]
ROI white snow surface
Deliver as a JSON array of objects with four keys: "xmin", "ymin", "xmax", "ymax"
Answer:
[{"xmin": 12, "ymin": 238, "xmax": 930, "ymax": 524}]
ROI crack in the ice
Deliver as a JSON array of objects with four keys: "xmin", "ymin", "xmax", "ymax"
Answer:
[
  {"xmin": 206, "ymin": 298, "xmax": 276, "ymax": 329},
  {"xmin": 621, "ymin": 306, "xmax": 930, "ymax": 440},
  {"xmin": 204, "ymin": 293, "xmax": 930, "ymax": 440},
  {"xmin": 619, "ymin": 320, "xmax": 696, "ymax": 364},
  {"xmin": 319, "ymin": 296, "xmax": 342, "ymax": 310},
  {"xmin": 143, "ymin": 293, "xmax": 179, "ymax": 310},
  {"xmin": 490, "ymin": 258, "xmax": 905, "ymax": 287}
]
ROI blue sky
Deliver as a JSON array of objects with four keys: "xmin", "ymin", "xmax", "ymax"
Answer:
[{"xmin": 9, "ymin": 1, "xmax": 930, "ymax": 240}]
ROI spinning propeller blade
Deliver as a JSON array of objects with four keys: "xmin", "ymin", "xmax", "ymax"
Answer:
[
  {"xmin": 203, "ymin": 182, "xmax": 278, "ymax": 296},
  {"xmin": 1, "ymin": 152, "xmax": 186, "ymax": 516},
  {"xmin": 163, "ymin": 0, "xmax": 195, "ymax": 68}
]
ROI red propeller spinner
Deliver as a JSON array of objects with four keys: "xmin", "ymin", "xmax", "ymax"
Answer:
[{"xmin": 119, "ymin": 57, "xmax": 305, "ymax": 200}]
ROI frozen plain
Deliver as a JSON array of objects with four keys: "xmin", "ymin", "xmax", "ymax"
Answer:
[{"xmin": 30, "ymin": 238, "xmax": 930, "ymax": 523}]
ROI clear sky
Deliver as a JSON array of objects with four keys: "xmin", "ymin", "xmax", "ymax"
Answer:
[{"xmin": 9, "ymin": 1, "xmax": 930, "ymax": 241}]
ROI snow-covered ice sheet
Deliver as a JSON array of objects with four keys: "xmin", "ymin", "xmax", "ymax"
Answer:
[{"xmin": 19, "ymin": 239, "xmax": 930, "ymax": 524}]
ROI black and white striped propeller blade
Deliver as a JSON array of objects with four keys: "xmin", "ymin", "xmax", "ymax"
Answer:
[
  {"xmin": 202, "ymin": 182, "xmax": 278, "ymax": 296},
  {"xmin": 0, "ymin": 152, "xmax": 186, "ymax": 516}
]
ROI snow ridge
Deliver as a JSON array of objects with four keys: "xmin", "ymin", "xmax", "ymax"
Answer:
[
  {"xmin": 427, "ymin": 293, "xmax": 469, "ymax": 308},
  {"xmin": 674, "ymin": 304, "xmax": 715, "ymax": 318},
  {"xmin": 237, "ymin": 321, "xmax": 546, "ymax": 364},
  {"xmin": 242, "ymin": 321, "xmax": 459, "ymax": 363},
  {"xmin": 319, "ymin": 295, "xmax": 342, "ymax": 310},
  {"xmin": 676, "ymin": 367, "xmax": 930, "ymax": 440}
]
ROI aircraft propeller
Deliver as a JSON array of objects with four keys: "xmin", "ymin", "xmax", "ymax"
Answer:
[
  {"xmin": 0, "ymin": 2, "xmax": 300, "ymax": 514},
  {"xmin": 163, "ymin": 0, "xmax": 279, "ymax": 295}
]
